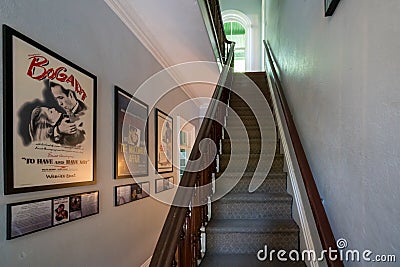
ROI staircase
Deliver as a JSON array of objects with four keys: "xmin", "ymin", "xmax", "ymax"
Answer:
[{"xmin": 200, "ymin": 72, "xmax": 305, "ymax": 266}]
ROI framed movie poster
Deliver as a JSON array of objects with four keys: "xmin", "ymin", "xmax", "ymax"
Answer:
[
  {"xmin": 3, "ymin": 25, "xmax": 97, "ymax": 194},
  {"xmin": 155, "ymin": 109, "xmax": 173, "ymax": 173},
  {"xmin": 115, "ymin": 87, "xmax": 149, "ymax": 178}
]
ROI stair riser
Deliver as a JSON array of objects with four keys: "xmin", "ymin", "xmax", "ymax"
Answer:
[
  {"xmin": 230, "ymin": 178, "xmax": 287, "ymax": 194},
  {"xmin": 207, "ymin": 232, "xmax": 299, "ymax": 254},
  {"xmin": 222, "ymin": 141, "xmax": 277, "ymax": 154},
  {"xmin": 225, "ymin": 128, "xmax": 276, "ymax": 139},
  {"xmin": 226, "ymin": 118, "xmax": 275, "ymax": 128},
  {"xmin": 230, "ymin": 98, "xmax": 270, "ymax": 108},
  {"xmin": 230, "ymin": 108, "xmax": 255, "ymax": 116},
  {"xmin": 219, "ymin": 156, "xmax": 284, "ymax": 172},
  {"xmin": 212, "ymin": 201, "xmax": 292, "ymax": 220}
]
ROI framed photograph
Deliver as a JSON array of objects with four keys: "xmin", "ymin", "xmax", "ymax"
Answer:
[
  {"xmin": 115, "ymin": 87, "xmax": 148, "ymax": 179},
  {"xmin": 115, "ymin": 181, "xmax": 150, "ymax": 206},
  {"xmin": 155, "ymin": 176, "xmax": 174, "ymax": 193},
  {"xmin": 155, "ymin": 109, "xmax": 173, "ymax": 173},
  {"xmin": 325, "ymin": 0, "xmax": 340, "ymax": 16},
  {"xmin": 3, "ymin": 25, "xmax": 97, "ymax": 194},
  {"xmin": 7, "ymin": 190, "xmax": 99, "ymax": 240}
]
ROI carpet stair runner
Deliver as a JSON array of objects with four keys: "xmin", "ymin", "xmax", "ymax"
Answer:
[{"xmin": 200, "ymin": 72, "xmax": 305, "ymax": 267}]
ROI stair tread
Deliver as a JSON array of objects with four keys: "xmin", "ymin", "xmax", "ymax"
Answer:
[
  {"xmin": 206, "ymin": 219, "xmax": 299, "ymax": 233},
  {"xmin": 226, "ymin": 125, "xmax": 276, "ymax": 129},
  {"xmin": 201, "ymin": 254, "xmax": 306, "ymax": 267},
  {"xmin": 222, "ymin": 138, "xmax": 274, "ymax": 142},
  {"xmin": 217, "ymin": 172, "xmax": 286, "ymax": 178},
  {"xmin": 220, "ymin": 154, "xmax": 282, "ymax": 159},
  {"xmin": 215, "ymin": 192, "xmax": 292, "ymax": 202}
]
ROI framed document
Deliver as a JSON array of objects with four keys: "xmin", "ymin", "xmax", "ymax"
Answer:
[
  {"xmin": 155, "ymin": 109, "xmax": 173, "ymax": 173},
  {"xmin": 115, "ymin": 87, "xmax": 149, "ymax": 178},
  {"xmin": 7, "ymin": 191, "xmax": 99, "ymax": 239},
  {"xmin": 3, "ymin": 25, "xmax": 97, "ymax": 194}
]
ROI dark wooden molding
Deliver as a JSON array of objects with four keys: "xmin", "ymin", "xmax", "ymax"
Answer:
[{"xmin": 263, "ymin": 40, "xmax": 344, "ymax": 267}]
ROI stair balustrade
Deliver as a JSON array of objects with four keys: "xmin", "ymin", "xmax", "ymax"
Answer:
[
  {"xmin": 149, "ymin": 13, "xmax": 234, "ymax": 266},
  {"xmin": 150, "ymin": 1, "xmax": 233, "ymax": 266}
]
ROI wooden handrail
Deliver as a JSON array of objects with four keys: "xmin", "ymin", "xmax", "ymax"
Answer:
[
  {"xmin": 198, "ymin": 0, "xmax": 232, "ymax": 64},
  {"xmin": 263, "ymin": 40, "xmax": 344, "ymax": 267},
  {"xmin": 150, "ymin": 43, "xmax": 235, "ymax": 267}
]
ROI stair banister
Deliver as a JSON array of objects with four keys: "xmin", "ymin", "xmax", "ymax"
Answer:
[
  {"xmin": 198, "ymin": 0, "xmax": 233, "ymax": 65},
  {"xmin": 263, "ymin": 40, "xmax": 344, "ymax": 267},
  {"xmin": 150, "ymin": 42, "xmax": 235, "ymax": 267}
]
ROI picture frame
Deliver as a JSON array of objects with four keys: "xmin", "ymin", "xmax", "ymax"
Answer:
[
  {"xmin": 3, "ymin": 25, "xmax": 97, "ymax": 194},
  {"xmin": 325, "ymin": 0, "xmax": 341, "ymax": 16},
  {"xmin": 155, "ymin": 109, "xmax": 173, "ymax": 173},
  {"xmin": 114, "ymin": 181, "xmax": 150, "ymax": 206},
  {"xmin": 7, "ymin": 191, "xmax": 99, "ymax": 240},
  {"xmin": 115, "ymin": 87, "xmax": 149, "ymax": 179},
  {"xmin": 155, "ymin": 176, "xmax": 174, "ymax": 193}
]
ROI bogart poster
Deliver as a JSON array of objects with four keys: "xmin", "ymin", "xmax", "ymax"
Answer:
[{"xmin": 3, "ymin": 25, "xmax": 96, "ymax": 194}]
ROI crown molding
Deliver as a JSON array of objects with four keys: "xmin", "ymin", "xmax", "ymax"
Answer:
[{"xmin": 104, "ymin": 0, "xmax": 202, "ymax": 107}]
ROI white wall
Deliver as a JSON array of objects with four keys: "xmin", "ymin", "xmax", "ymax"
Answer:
[
  {"xmin": 0, "ymin": 0, "xmax": 201, "ymax": 266},
  {"xmin": 220, "ymin": 0, "xmax": 263, "ymax": 71},
  {"xmin": 266, "ymin": 0, "xmax": 400, "ymax": 265}
]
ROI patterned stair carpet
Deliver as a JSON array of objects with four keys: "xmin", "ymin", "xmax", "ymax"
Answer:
[{"xmin": 200, "ymin": 73, "xmax": 305, "ymax": 267}]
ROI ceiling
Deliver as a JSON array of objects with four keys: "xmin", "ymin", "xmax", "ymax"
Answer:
[{"xmin": 104, "ymin": 0, "xmax": 221, "ymax": 105}]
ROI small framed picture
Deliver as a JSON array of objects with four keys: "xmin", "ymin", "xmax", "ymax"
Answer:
[
  {"xmin": 3, "ymin": 25, "xmax": 97, "ymax": 194},
  {"xmin": 155, "ymin": 109, "xmax": 173, "ymax": 173},
  {"xmin": 325, "ymin": 0, "xmax": 341, "ymax": 16},
  {"xmin": 115, "ymin": 181, "xmax": 150, "ymax": 206},
  {"xmin": 155, "ymin": 176, "xmax": 174, "ymax": 193},
  {"xmin": 115, "ymin": 87, "xmax": 149, "ymax": 179}
]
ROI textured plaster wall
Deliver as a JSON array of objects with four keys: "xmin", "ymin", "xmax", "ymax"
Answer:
[
  {"xmin": 220, "ymin": 0, "xmax": 262, "ymax": 71},
  {"xmin": 0, "ymin": 0, "xmax": 200, "ymax": 266},
  {"xmin": 265, "ymin": 0, "xmax": 400, "ymax": 265}
]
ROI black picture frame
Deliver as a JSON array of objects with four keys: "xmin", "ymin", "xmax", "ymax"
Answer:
[
  {"xmin": 325, "ymin": 0, "xmax": 341, "ymax": 16},
  {"xmin": 114, "ymin": 181, "xmax": 150, "ymax": 206},
  {"xmin": 3, "ymin": 25, "xmax": 97, "ymax": 194},
  {"xmin": 7, "ymin": 191, "xmax": 99, "ymax": 240},
  {"xmin": 155, "ymin": 109, "xmax": 173, "ymax": 173},
  {"xmin": 114, "ymin": 87, "xmax": 149, "ymax": 179}
]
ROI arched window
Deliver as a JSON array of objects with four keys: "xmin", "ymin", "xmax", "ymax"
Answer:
[
  {"xmin": 224, "ymin": 21, "xmax": 246, "ymax": 72},
  {"xmin": 222, "ymin": 10, "xmax": 252, "ymax": 72}
]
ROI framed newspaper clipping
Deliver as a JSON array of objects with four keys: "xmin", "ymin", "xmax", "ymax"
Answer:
[{"xmin": 2, "ymin": 25, "xmax": 97, "ymax": 194}]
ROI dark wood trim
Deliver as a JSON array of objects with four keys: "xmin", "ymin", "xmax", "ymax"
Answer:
[
  {"xmin": 263, "ymin": 40, "xmax": 343, "ymax": 267},
  {"xmin": 197, "ymin": 0, "xmax": 232, "ymax": 65},
  {"xmin": 325, "ymin": 0, "xmax": 341, "ymax": 17}
]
